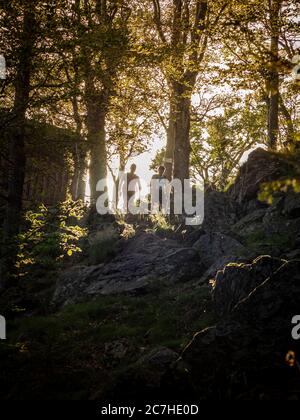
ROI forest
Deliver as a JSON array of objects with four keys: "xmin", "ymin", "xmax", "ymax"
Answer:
[{"xmin": 0, "ymin": 0, "xmax": 300, "ymax": 402}]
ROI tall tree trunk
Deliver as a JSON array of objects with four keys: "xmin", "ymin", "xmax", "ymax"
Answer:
[
  {"xmin": 1, "ymin": 6, "xmax": 36, "ymax": 288},
  {"xmin": 164, "ymin": 92, "xmax": 176, "ymax": 180},
  {"xmin": 83, "ymin": 44, "xmax": 110, "ymax": 204},
  {"xmin": 173, "ymin": 82, "xmax": 193, "ymax": 182},
  {"xmin": 152, "ymin": 0, "xmax": 208, "ymax": 182},
  {"xmin": 115, "ymin": 154, "xmax": 126, "ymax": 208},
  {"xmin": 268, "ymin": 0, "xmax": 281, "ymax": 150},
  {"xmin": 77, "ymin": 156, "xmax": 87, "ymax": 200},
  {"xmin": 69, "ymin": 48, "xmax": 88, "ymax": 202},
  {"xmin": 3, "ymin": 7, "xmax": 36, "ymax": 240},
  {"xmin": 87, "ymin": 105, "xmax": 108, "ymax": 203},
  {"xmin": 71, "ymin": 145, "xmax": 87, "ymax": 201},
  {"xmin": 71, "ymin": 158, "xmax": 80, "ymax": 201},
  {"xmin": 279, "ymin": 96, "xmax": 295, "ymax": 148}
]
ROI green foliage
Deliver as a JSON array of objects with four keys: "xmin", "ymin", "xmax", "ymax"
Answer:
[
  {"xmin": 148, "ymin": 214, "xmax": 174, "ymax": 237},
  {"xmin": 116, "ymin": 215, "xmax": 136, "ymax": 239},
  {"xmin": 244, "ymin": 229, "xmax": 295, "ymax": 253},
  {"xmin": 17, "ymin": 199, "xmax": 87, "ymax": 275},
  {"xmin": 259, "ymin": 179, "xmax": 300, "ymax": 204},
  {"xmin": 150, "ymin": 148, "xmax": 165, "ymax": 172},
  {"xmin": 190, "ymin": 99, "xmax": 267, "ymax": 189},
  {"xmin": 258, "ymin": 151, "xmax": 300, "ymax": 204}
]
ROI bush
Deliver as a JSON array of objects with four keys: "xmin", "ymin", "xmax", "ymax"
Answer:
[
  {"xmin": 16, "ymin": 199, "xmax": 87, "ymax": 276},
  {"xmin": 148, "ymin": 214, "xmax": 174, "ymax": 237},
  {"xmin": 88, "ymin": 238, "xmax": 118, "ymax": 265},
  {"xmin": 85, "ymin": 223, "xmax": 120, "ymax": 265}
]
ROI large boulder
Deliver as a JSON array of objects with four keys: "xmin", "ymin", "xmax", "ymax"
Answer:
[
  {"xmin": 201, "ymin": 190, "xmax": 241, "ymax": 232},
  {"xmin": 164, "ymin": 260, "xmax": 300, "ymax": 400},
  {"xmin": 231, "ymin": 208, "xmax": 267, "ymax": 238},
  {"xmin": 283, "ymin": 192, "xmax": 300, "ymax": 218},
  {"xmin": 193, "ymin": 232, "xmax": 249, "ymax": 269},
  {"xmin": 212, "ymin": 256, "xmax": 286, "ymax": 317},
  {"xmin": 231, "ymin": 191, "xmax": 300, "ymax": 257},
  {"xmin": 229, "ymin": 148, "xmax": 293, "ymax": 205}
]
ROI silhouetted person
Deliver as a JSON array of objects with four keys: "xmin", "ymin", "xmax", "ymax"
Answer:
[
  {"xmin": 121, "ymin": 164, "xmax": 142, "ymax": 213},
  {"xmin": 151, "ymin": 166, "xmax": 167, "ymax": 212}
]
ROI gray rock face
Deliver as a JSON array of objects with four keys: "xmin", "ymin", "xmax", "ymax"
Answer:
[
  {"xmin": 165, "ymin": 260, "xmax": 300, "ymax": 400},
  {"xmin": 229, "ymin": 148, "xmax": 293, "ymax": 204},
  {"xmin": 199, "ymin": 255, "xmax": 245, "ymax": 285},
  {"xmin": 193, "ymin": 233, "xmax": 248, "ymax": 268},
  {"xmin": 284, "ymin": 192, "xmax": 300, "ymax": 218},
  {"xmin": 53, "ymin": 232, "xmax": 202, "ymax": 307},
  {"xmin": 138, "ymin": 347, "xmax": 179, "ymax": 369},
  {"xmin": 202, "ymin": 191, "xmax": 240, "ymax": 232},
  {"xmin": 212, "ymin": 255, "xmax": 285, "ymax": 317},
  {"xmin": 232, "ymin": 208, "xmax": 267, "ymax": 237}
]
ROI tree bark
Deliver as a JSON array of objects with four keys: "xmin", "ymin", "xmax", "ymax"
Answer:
[
  {"xmin": 3, "ymin": 7, "xmax": 36, "ymax": 240},
  {"xmin": 87, "ymin": 102, "xmax": 108, "ymax": 203},
  {"xmin": 173, "ymin": 80, "xmax": 194, "ymax": 182},
  {"xmin": 164, "ymin": 97, "xmax": 176, "ymax": 180},
  {"xmin": 279, "ymin": 96, "xmax": 295, "ymax": 147},
  {"xmin": 71, "ymin": 145, "xmax": 87, "ymax": 201},
  {"xmin": 115, "ymin": 155, "xmax": 126, "ymax": 208},
  {"xmin": 1, "ymin": 6, "xmax": 36, "ymax": 288},
  {"xmin": 77, "ymin": 156, "xmax": 87, "ymax": 200},
  {"xmin": 83, "ymin": 41, "xmax": 110, "ymax": 203},
  {"xmin": 268, "ymin": 0, "xmax": 281, "ymax": 150}
]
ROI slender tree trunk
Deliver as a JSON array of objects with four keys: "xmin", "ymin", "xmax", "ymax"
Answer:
[
  {"xmin": 70, "ymin": 54, "xmax": 87, "ymax": 202},
  {"xmin": 115, "ymin": 155, "xmax": 126, "ymax": 208},
  {"xmin": 173, "ymin": 82, "xmax": 193, "ymax": 182},
  {"xmin": 83, "ymin": 46, "xmax": 110, "ymax": 204},
  {"xmin": 77, "ymin": 156, "xmax": 87, "ymax": 200},
  {"xmin": 71, "ymin": 142, "xmax": 80, "ymax": 201},
  {"xmin": 71, "ymin": 146, "xmax": 87, "ymax": 201},
  {"xmin": 1, "ymin": 6, "xmax": 36, "ymax": 288},
  {"xmin": 279, "ymin": 96, "xmax": 295, "ymax": 147},
  {"xmin": 164, "ymin": 92, "xmax": 176, "ymax": 180},
  {"xmin": 3, "ymin": 7, "xmax": 36, "ymax": 240},
  {"xmin": 268, "ymin": 0, "xmax": 281, "ymax": 150},
  {"xmin": 87, "ymin": 106, "xmax": 108, "ymax": 203}
]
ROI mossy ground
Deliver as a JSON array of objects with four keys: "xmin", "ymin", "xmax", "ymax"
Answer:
[
  {"xmin": 244, "ymin": 229, "xmax": 296, "ymax": 255},
  {"xmin": 0, "ymin": 281, "xmax": 216, "ymax": 400}
]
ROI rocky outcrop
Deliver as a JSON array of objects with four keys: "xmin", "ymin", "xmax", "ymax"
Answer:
[
  {"xmin": 193, "ymin": 233, "xmax": 248, "ymax": 268},
  {"xmin": 192, "ymin": 232, "xmax": 250, "ymax": 283},
  {"xmin": 212, "ymin": 255, "xmax": 286, "ymax": 317},
  {"xmin": 165, "ymin": 260, "xmax": 300, "ymax": 400},
  {"xmin": 202, "ymin": 190, "xmax": 241, "ymax": 232},
  {"xmin": 284, "ymin": 192, "xmax": 300, "ymax": 218},
  {"xmin": 231, "ymin": 208, "xmax": 267, "ymax": 237},
  {"xmin": 229, "ymin": 148, "xmax": 293, "ymax": 205},
  {"xmin": 53, "ymin": 233, "xmax": 203, "ymax": 307}
]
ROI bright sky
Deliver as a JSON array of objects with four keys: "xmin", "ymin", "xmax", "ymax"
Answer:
[
  {"xmin": 85, "ymin": 135, "xmax": 165, "ymax": 201},
  {"xmin": 127, "ymin": 138, "xmax": 165, "ymax": 186}
]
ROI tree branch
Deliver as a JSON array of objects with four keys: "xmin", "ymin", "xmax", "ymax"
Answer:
[{"xmin": 152, "ymin": 0, "xmax": 167, "ymax": 44}]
